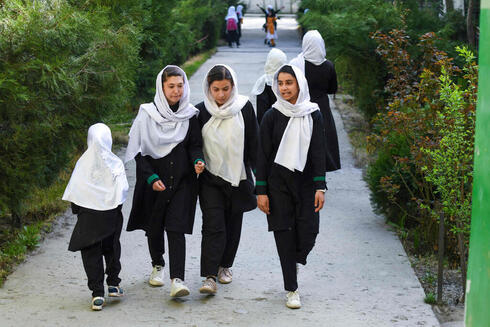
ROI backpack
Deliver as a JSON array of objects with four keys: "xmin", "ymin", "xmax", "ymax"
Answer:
[{"xmin": 226, "ymin": 18, "xmax": 237, "ymax": 31}]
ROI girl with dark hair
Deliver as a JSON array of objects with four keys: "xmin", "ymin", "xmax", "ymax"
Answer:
[
  {"xmin": 256, "ymin": 64, "xmax": 326, "ymax": 309},
  {"xmin": 195, "ymin": 64, "xmax": 259, "ymax": 294},
  {"xmin": 290, "ymin": 30, "xmax": 340, "ymax": 172},
  {"xmin": 125, "ymin": 65, "xmax": 205, "ymax": 298}
]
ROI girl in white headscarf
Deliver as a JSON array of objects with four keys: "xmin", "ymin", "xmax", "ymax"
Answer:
[
  {"xmin": 236, "ymin": 5, "xmax": 244, "ymax": 38},
  {"xmin": 225, "ymin": 6, "xmax": 240, "ymax": 47},
  {"xmin": 63, "ymin": 123, "xmax": 129, "ymax": 311},
  {"xmin": 251, "ymin": 48, "xmax": 287, "ymax": 123},
  {"xmin": 195, "ymin": 64, "xmax": 259, "ymax": 294},
  {"xmin": 290, "ymin": 30, "xmax": 340, "ymax": 172},
  {"xmin": 125, "ymin": 65, "xmax": 204, "ymax": 298},
  {"xmin": 255, "ymin": 64, "xmax": 326, "ymax": 309}
]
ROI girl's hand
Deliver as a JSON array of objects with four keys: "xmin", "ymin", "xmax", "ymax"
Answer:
[
  {"xmin": 257, "ymin": 195, "xmax": 270, "ymax": 214},
  {"xmin": 314, "ymin": 190, "xmax": 325, "ymax": 212},
  {"xmin": 195, "ymin": 161, "xmax": 205, "ymax": 174},
  {"xmin": 152, "ymin": 180, "xmax": 166, "ymax": 191}
]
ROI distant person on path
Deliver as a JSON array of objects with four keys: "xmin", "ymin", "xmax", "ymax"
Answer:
[
  {"xmin": 236, "ymin": 4, "xmax": 244, "ymax": 38},
  {"xmin": 251, "ymin": 48, "xmax": 287, "ymax": 123},
  {"xmin": 290, "ymin": 30, "xmax": 340, "ymax": 172},
  {"xmin": 125, "ymin": 66, "xmax": 204, "ymax": 298},
  {"xmin": 256, "ymin": 65, "xmax": 326, "ymax": 309},
  {"xmin": 225, "ymin": 6, "xmax": 240, "ymax": 48},
  {"xmin": 256, "ymin": 4, "xmax": 283, "ymax": 47},
  {"xmin": 195, "ymin": 64, "xmax": 259, "ymax": 295},
  {"xmin": 63, "ymin": 123, "xmax": 129, "ymax": 311}
]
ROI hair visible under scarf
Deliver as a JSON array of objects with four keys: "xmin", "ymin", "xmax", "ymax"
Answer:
[
  {"xmin": 202, "ymin": 64, "xmax": 249, "ymax": 186},
  {"xmin": 272, "ymin": 64, "xmax": 319, "ymax": 172},
  {"xmin": 162, "ymin": 66, "xmax": 184, "ymax": 84}
]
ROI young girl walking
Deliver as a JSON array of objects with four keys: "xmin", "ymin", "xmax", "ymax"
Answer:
[
  {"xmin": 195, "ymin": 64, "xmax": 259, "ymax": 294},
  {"xmin": 251, "ymin": 48, "xmax": 287, "ymax": 123},
  {"xmin": 63, "ymin": 123, "xmax": 129, "ymax": 311},
  {"xmin": 255, "ymin": 65, "xmax": 326, "ymax": 309},
  {"xmin": 125, "ymin": 65, "xmax": 204, "ymax": 298}
]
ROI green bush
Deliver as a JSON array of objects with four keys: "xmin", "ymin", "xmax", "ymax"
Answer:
[{"xmin": 0, "ymin": 0, "xmax": 140, "ymax": 225}]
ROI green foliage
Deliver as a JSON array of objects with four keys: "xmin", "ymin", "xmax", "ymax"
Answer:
[
  {"xmin": 424, "ymin": 292, "xmax": 437, "ymax": 304},
  {"xmin": 298, "ymin": 0, "xmax": 470, "ymax": 117}
]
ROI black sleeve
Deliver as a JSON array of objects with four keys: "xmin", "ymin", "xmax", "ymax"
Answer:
[
  {"xmin": 255, "ymin": 110, "xmax": 274, "ymax": 195},
  {"xmin": 259, "ymin": 6, "xmax": 267, "ymax": 14},
  {"xmin": 310, "ymin": 111, "xmax": 327, "ymax": 190},
  {"xmin": 187, "ymin": 116, "xmax": 205, "ymax": 165},
  {"xmin": 71, "ymin": 203, "xmax": 80, "ymax": 214},
  {"xmin": 243, "ymin": 101, "xmax": 259, "ymax": 172},
  {"xmin": 135, "ymin": 153, "xmax": 160, "ymax": 185},
  {"xmin": 256, "ymin": 93, "xmax": 269, "ymax": 124},
  {"xmin": 327, "ymin": 62, "xmax": 338, "ymax": 94}
]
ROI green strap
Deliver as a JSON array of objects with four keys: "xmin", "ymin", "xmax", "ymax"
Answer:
[
  {"xmin": 313, "ymin": 176, "xmax": 325, "ymax": 182},
  {"xmin": 194, "ymin": 158, "xmax": 205, "ymax": 165},
  {"xmin": 147, "ymin": 174, "xmax": 160, "ymax": 185},
  {"xmin": 256, "ymin": 181, "xmax": 267, "ymax": 186}
]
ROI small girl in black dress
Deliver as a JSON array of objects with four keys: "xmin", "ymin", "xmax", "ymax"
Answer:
[{"xmin": 63, "ymin": 123, "xmax": 129, "ymax": 311}]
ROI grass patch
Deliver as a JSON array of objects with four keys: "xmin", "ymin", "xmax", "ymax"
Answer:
[
  {"xmin": 182, "ymin": 48, "xmax": 216, "ymax": 78},
  {"xmin": 424, "ymin": 292, "xmax": 437, "ymax": 304}
]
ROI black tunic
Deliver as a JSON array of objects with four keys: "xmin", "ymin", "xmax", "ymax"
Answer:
[
  {"xmin": 256, "ymin": 84, "xmax": 276, "ymax": 124},
  {"xmin": 304, "ymin": 59, "xmax": 341, "ymax": 172},
  {"xmin": 68, "ymin": 203, "xmax": 123, "ymax": 252},
  {"xmin": 255, "ymin": 108, "xmax": 327, "ymax": 232},
  {"xmin": 195, "ymin": 101, "xmax": 259, "ymax": 213},
  {"xmin": 126, "ymin": 116, "xmax": 204, "ymax": 235}
]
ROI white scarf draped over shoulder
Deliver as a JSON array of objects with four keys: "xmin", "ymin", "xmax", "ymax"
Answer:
[
  {"xmin": 202, "ymin": 64, "xmax": 249, "ymax": 187},
  {"xmin": 251, "ymin": 48, "xmax": 287, "ymax": 96},
  {"xmin": 272, "ymin": 65, "xmax": 319, "ymax": 172},
  {"xmin": 62, "ymin": 123, "xmax": 129, "ymax": 211},
  {"xmin": 225, "ymin": 6, "xmax": 238, "ymax": 22},
  {"xmin": 290, "ymin": 30, "xmax": 327, "ymax": 73},
  {"xmin": 124, "ymin": 65, "xmax": 199, "ymax": 163}
]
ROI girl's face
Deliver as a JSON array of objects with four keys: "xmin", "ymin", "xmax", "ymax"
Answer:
[
  {"xmin": 163, "ymin": 75, "xmax": 184, "ymax": 106},
  {"xmin": 209, "ymin": 79, "xmax": 233, "ymax": 106},
  {"xmin": 277, "ymin": 72, "xmax": 299, "ymax": 104}
]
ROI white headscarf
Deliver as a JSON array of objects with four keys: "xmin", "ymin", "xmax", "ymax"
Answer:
[
  {"xmin": 202, "ymin": 64, "xmax": 249, "ymax": 186},
  {"xmin": 266, "ymin": 5, "xmax": 273, "ymax": 14},
  {"xmin": 272, "ymin": 65, "xmax": 319, "ymax": 172},
  {"xmin": 62, "ymin": 123, "xmax": 129, "ymax": 211},
  {"xmin": 290, "ymin": 30, "xmax": 327, "ymax": 73},
  {"xmin": 251, "ymin": 48, "xmax": 287, "ymax": 95},
  {"xmin": 236, "ymin": 5, "xmax": 243, "ymax": 19},
  {"xmin": 225, "ymin": 6, "xmax": 238, "ymax": 22},
  {"xmin": 125, "ymin": 65, "xmax": 199, "ymax": 163}
]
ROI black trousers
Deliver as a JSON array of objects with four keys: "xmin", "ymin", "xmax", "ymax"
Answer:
[
  {"xmin": 200, "ymin": 209, "xmax": 244, "ymax": 277},
  {"xmin": 226, "ymin": 30, "xmax": 239, "ymax": 46},
  {"xmin": 80, "ymin": 230, "xmax": 122, "ymax": 297},
  {"xmin": 147, "ymin": 230, "xmax": 186, "ymax": 280},
  {"xmin": 273, "ymin": 222, "xmax": 317, "ymax": 292}
]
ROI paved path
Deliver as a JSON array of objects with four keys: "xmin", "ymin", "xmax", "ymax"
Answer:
[{"xmin": 0, "ymin": 17, "xmax": 440, "ymax": 327}]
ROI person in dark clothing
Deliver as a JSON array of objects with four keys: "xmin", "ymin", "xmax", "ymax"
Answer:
[
  {"xmin": 195, "ymin": 64, "xmax": 259, "ymax": 294},
  {"xmin": 251, "ymin": 48, "xmax": 287, "ymax": 124},
  {"xmin": 290, "ymin": 30, "xmax": 340, "ymax": 172},
  {"xmin": 225, "ymin": 6, "xmax": 240, "ymax": 48},
  {"xmin": 125, "ymin": 65, "xmax": 205, "ymax": 298},
  {"xmin": 236, "ymin": 5, "xmax": 243, "ymax": 38},
  {"xmin": 63, "ymin": 123, "xmax": 129, "ymax": 311},
  {"xmin": 255, "ymin": 65, "xmax": 326, "ymax": 309}
]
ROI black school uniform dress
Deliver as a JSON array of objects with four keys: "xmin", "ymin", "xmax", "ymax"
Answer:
[
  {"xmin": 256, "ymin": 108, "xmax": 326, "ymax": 292},
  {"xmin": 304, "ymin": 59, "xmax": 341, "ymax": 171},
  {"xmin": 195, "ymin": 100, "xmax": 259, "ymax": 278},
  {"xmin": 127, "ymin": 103, "xmax": 204, "ymax": 280},
  {"xmin": 256, "ymin": 84, "xmax": 276, "ymax": 124},
  {"xmin": 69, "ymin": 204, "xmax": 123, "ymax": 297}
]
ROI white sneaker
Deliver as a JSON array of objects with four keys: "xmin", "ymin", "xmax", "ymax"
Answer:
[
  {"xmin": 170, "ymin": 278, "xmax": 190, "ymax": 297},
  {"xmin": 149, "ymin": 265, "xmax": 164, "ymax": 286},
  {"xmin": 286, "ymin": 290, "xmax": 301, "ymax": 309},
  {"xmin": 218, "ymin": 267, "xmax": 233, "ymax": 284}
]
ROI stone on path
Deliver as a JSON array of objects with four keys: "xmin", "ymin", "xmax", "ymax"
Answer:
[{"xmin": 0, "ymin": 16, "xmax": 440, "ymax": 327}]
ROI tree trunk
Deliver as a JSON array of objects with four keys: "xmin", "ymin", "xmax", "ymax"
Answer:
[
  {"xmin": 466, "ymin": 0, "xmax": 475, "ymax": 46},
  {"xmin": 457, "ymin": 231, "xmax": 467, "ymax": 302}
]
